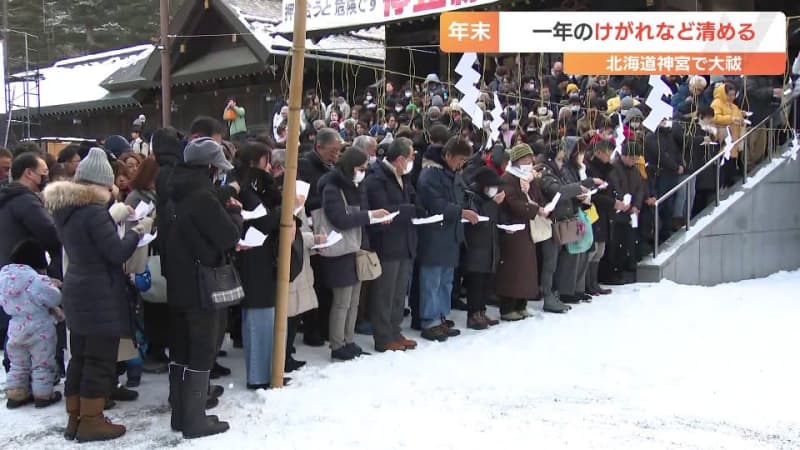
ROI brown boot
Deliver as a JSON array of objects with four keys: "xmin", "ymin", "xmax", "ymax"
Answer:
[
  {"xmin": 75, "ymin": 397, "xmax": 126, "ymax": 443},
  {"xmin": 398, "ymin": 335, "xmax": 418, "ymax": 350},
  {"xmin": 467, "ymin": 312, "xmax": 488, "ymax": 330},
  {"xmin": 480, "ymin": 310, "xmax": 500, "ymax": 326},
  {"xmin": 64, "ymin": 395, "xmax": 80, "ymax": 440},
  {"xmin": 375, "ymin": 341, "xmax": 407, "ymax": 352}
]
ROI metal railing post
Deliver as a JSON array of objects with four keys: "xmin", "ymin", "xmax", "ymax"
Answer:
[
  {"xmin": 742, "ymin": 131, "xmax": 748, "ymax": 183},
  {"xmin": 685, "ymin": 184, "xmax": 691, "ymax": 231},
  {"xmin": 653, "ymin": 202, "xmax": 659, "ymax": 258},
  {"xmin": 715, "ymin": 158, "xmax": 721, "ymax": 206},
  {"xmin": 767, "ymin": 117, "xmax": 773, "ymax": 161}
]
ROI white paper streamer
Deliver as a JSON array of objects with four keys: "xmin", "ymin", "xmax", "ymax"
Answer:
[
  {"xmin": 721, "ymin": 126, "xmax": 734, "ymax": 165},
  {"xmin": 454, "ymin": 53, "xmax": 483, "ymax": 131},
  {"xmin": 613, "ymin": 112, "xmax": 626, "ymax": 157},
  {"xmin": 790, "ymin": 130, "xmax": 799, "ymax": 161},
  {"xmin": 485, "ymin": 93, "xmax": 505, "ymax": 149},
  {"xmin": 642, "ymin": 75, "xmax": 675, "ymax": 132}
]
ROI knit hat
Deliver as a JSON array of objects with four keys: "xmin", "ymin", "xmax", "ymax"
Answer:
[
  {"xmin": 471, "ymin": 166, "xmax": 504, "ymax": 188},
  {"xmin": 184, "ymin": 137, "xmax": 234, "ymax": 172},
  {"xmin": 624, "ymin": 107, "xmax": 644, "ymax": 123},
  {"xmin": 566, "ymin": 83, "xmax": 580, "ymax": 94},
  {"xmin": 620, "ymin": 96, "xmax": 635, "ymax": 113},
  {"xmin": 9, "ymin": 240, "xmax": 48, "ymax": 270},
  {"xmin": 431, "ymin": 95, "xmax": 444, "ymax": 108},
  {"xmin": 75, "ymin": 147, "xmax": 115, "ymax": 187},
  {"xmin": 508, "ymin": 143, "xmax": 534, "ymax": 162},
  {"xmin": 104, "ymin": 135, "xmax": 131, "ymax": 159}
]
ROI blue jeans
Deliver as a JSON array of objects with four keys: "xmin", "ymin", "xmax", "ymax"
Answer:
[
  {"xmin": 242, "ymin": 307, "xmax": 275, "ymax": 386},
  {"xmin": 419, "ymin": 265, "xmax": 454, "ymax": 330}
]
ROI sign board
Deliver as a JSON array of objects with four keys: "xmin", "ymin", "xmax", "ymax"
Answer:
[
  {"xmin": 277, "ymin": 0, "xmax": 498, "ymax": 33},
  {"xmin": 440, "ymin": 11, "xmax": 787, "ymax": 75}
]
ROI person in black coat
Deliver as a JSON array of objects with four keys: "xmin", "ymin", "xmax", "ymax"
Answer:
[
  {"xmin": 644, "ymin": 120, "xmax": 684, "ymax": 240},
  {"xmin": 461, "ymin": 167, "xmax": 504, "ymax": 330},
  {"xmin": 0, "ymin": 152, "xmax": 62, "ymax": 373},
  {"xmin": 584, "ymin": 141, "xmax": 622, "ymax": 296},
  {"xmin": 43, "ymin": 148, "xmax": 146, "ymax": 442},
  {"xmin": 317, "ymin": 149, "xmax": 389, "ymax": 361},
  {"xmin": 164, "ymin": 138, "xmax": 241, "ymax": 439},
  {"xmin": 363, "ymin": 137, "xmax": 418, "ymax": 352},
  {"xmin": 297, "ymin": 128, "xmax": 342, "ymax": 347}
]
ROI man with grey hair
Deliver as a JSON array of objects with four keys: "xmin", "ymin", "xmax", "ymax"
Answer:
[
  {"xmin": 352, "ymin": 135, "xmax": 378, "ymax": 163},
  {"xmin": 297, "ymin": 127, "xmax": 343, "ymax": 347}
]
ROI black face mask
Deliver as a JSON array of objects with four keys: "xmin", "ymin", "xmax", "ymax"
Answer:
[{"xmin": 37, "ymin": 174, "xmax": 49, "ymax": 191}]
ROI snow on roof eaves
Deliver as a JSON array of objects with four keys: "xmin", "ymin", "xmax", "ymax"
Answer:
[{"xmin": 9, "ymin": 45, "xmax": 154, "ymax": 111}]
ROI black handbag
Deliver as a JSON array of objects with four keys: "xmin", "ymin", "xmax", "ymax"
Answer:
[{"xmin": 197, "ymin": 254, "xmax": 245, "ymax": 310}]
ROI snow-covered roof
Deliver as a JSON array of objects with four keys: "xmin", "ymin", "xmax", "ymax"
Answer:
[
  {"xmin": 9, "ymin": 45, "xmax": 154, "ymax": 114},
  {"xmin": 223, "ymin": 0, "xmax": 385, "ymax": 64}
]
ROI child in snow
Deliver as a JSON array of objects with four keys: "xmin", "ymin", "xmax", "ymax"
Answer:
[{"xmin": 0, "ymin": 240, "xmax": 64, "ymax": 408}]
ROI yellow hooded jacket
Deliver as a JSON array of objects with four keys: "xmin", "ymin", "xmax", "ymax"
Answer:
[{"xmin": 710, "ymin": 83, "xmax": 744, "ymax": 158}]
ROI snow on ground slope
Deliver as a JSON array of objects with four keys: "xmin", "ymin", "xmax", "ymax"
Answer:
[{"xmin": 2, "ymin": 272, "xmax": 800, "ymax": 449}]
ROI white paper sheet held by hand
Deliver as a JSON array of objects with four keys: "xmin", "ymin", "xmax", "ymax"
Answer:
[
  {"xmin": 238, "ymin": 227, "xmax": 268, "ymax": 247},
  {"xmin": 129, "ymin": 201, "xmax": 154, "ymax": 221},
  {"xmin": 543, "ymin": 192, "xmax": 561, "ymax": 214},
  {"xmin": 598, "ymin": 182, "xmax": 609, "ymax": 190},
  {"xmin": 312, "ymin": 231, "xmax": 343, "ymax": 250},
  {"xmin": 630, "ymin": 213, "xmax": 639, "ymax": 229},
  {"xmin": 241, "ymin": 204, "xmax": 267, "ymax": 221},
  {"xmin": 617, "ymin": 193, "xmax": 632, "ymax": 213},
  {"xmin": 411, "ymin": 214, "xmax": 444, "ymax": 225},
  {"xmin": 296, "ymin": 180, "xmax": 311, "ymax": 198},
  {"xmin": 497, "ymin": 224, "xmax": 525, "ymax": 232},
  {"xmin": 461, "ymin": 216, "xmax": 490, "ymax": 223},
  {"xmin": 370, "ymin": 211, "xmax": 399, "ymax": 224},
  {"xmin": 138, "ymin": 231, "xmax": 158, "ymax": 248}
]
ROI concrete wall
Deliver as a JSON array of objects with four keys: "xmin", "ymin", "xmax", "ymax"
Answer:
[{"xmin": 637, "ymin": 157, "xmax": 800, "ymax": 286}]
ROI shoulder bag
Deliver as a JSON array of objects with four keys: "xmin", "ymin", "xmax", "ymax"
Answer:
[{"xmin": 310, "ymin": 189, "xmax": 362, "ymax": 257}]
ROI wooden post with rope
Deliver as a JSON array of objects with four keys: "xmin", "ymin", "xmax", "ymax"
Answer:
[{"xmin": 271, "ymin": 0, "xmax": 307, "ymax": 389}]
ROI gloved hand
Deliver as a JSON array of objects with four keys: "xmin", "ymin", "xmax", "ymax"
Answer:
[{"xmin": 109, "ymin": 202, "xmax": 130, "ymax": 224}]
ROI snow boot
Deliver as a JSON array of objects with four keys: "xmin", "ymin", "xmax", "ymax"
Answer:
[
  {"xmin": 34, "ymin": 391, "xmax": 62, "ymax": 408},
  {"xmin": 543, "ymin": 292, "xmax": 571, "ymax": 313},
  {"xmin": 75, "ymin": 397, "xmax": 126, "ymax": 443},
  {"xmin": 420, "ymin": 325, "xmax": 448, "ymax": 342},
  {"xmin": 111, "ymin": 383, "xmax": 138, "ymax": 402},
  {"xmin": 398, "ymin": 335, "xmax": 418, "ymax": 349},
  {"xmin": 5, "ymin": 388, "xmax": 33, "ymax": 409},
  {"xmin": 180, "ymin": 368, "xmax": 229, "ymax": 439},
  {"xmin": 64, "ymin": 394, "xmax": 80, "ymax": 440},
  {"xmin": 501, "ymin": 311, "xmax": 524, "ymax": 321},
  {"xmin": 440, "ymin": 318, "xmax": 461, "ymax": 337},
  {"xmin": 480, "ymin": 311, "xmax": 500, "ymax": 326}
]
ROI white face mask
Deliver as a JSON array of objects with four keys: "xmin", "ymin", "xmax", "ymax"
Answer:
[
  {"xmin": 395, "ymin": 106, "xmax": 403, "ymax": 113},
  {"xmin": 405, "ymin": 91, "xmax": 412, "ymax": 98},
  {"xmin": 404, "ymin": 160, "xmax": 414, "ymax": 175},
  {"xmin": 368, "ymin": 156, "xmax": 377, "ymax": 164},
  {"xmin": 570, "ymin": 106, "xmax": 580, "ymax": 112},
  {"xmin": 353, "ymin": 170, "xmax": 366, "ymax": 185},
  {"xmin": 486, "ymin": 186, "xmax": 499, "ymax": 198},
  {"xmin": 519, "ymin": 164, "xmax": 534, "ymax": 176},
  {"xmin": 630, "ymin": 121, "xmax": 641, "ymax": 129},
  {"xmin": 366, "ymin": 95, "xmax": 373, "ymax": 101},
  {"xmin": 537, "ymin": 107, "xmax": 548, "ymax": 116}
]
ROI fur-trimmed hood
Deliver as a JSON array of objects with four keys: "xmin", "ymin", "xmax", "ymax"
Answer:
[{"xmin": 43, "ymin": 181, "xmax": 111, "ymax": 222}]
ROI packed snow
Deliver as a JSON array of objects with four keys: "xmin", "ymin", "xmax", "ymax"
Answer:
[{"xmin": 2, "ymin": 271, "xmax": 799, "ymax": 449}]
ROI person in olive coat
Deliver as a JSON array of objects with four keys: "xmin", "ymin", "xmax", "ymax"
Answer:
[
  {"xmin": 461, "ymin": 166, "xmax": 505, "ymax": 329},
  {"xmin": 497, "ymin": 144, "xmax": 548, "ymax": 320},
  {"xmin": 44, "ymin": 148, "xmax": 148, "ymax": 443}
]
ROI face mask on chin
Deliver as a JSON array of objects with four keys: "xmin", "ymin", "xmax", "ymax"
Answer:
[
  {"xmin": 353, "ymin": 170, "xmax": 366, "ymax": 185},
  {"xmin": 485, "ymin": 186, "xmax": 499, "ymax": 198}
]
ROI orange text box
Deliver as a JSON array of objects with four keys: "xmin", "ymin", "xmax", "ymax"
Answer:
[
  {"xmin": 564, "ymin": 52, "xmax": 786, "ymax": 75},
  {"xmin": 440, "ymin": 12, "xmax": 499, "ymax": 53}
]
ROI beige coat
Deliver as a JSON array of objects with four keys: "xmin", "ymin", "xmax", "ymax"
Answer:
[{"xmin": 288, "ymin": 213, "xmax": 318, "ymax": 317}]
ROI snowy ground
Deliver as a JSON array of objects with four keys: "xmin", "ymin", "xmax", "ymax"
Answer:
[{"xmin": 2, "ymin": 272, "xmax": 800, "ymax": 449}]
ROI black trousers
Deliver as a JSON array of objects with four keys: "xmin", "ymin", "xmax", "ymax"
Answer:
[
  {"xmin": 65, "ymin": 334, "xmax": 120, "ymax": 399},
  {"xmin": 169, "ymin": 307, "xmax": 220, "ymax": 371},
  {"xmin": 302, "ymin": 255, "xmax": 332, "ymax": 340},
  {"xmin": 409, "ymin": 262, "xmax": 421, "ymax": 329},
  {"xmin": 464, "ymin": 272, "xmax": 492, "ymax": 314},
  {"xmin": 142, "ymin": 302, "xmax": 169, "ymax": 357}
]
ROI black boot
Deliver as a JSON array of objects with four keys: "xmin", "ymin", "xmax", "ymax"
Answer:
[
  {"xmin": 180, "ymin": 368, "xmax": 229, "ymax": 439},
  {"xmin": 170, "ymin": 363, "xmax": 218, "ymax": 432}
]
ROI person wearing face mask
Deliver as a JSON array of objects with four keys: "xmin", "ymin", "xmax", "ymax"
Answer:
[
  {"xmin": 317, "ymin": 149, "xmax": 389, "ymax": 360},
  {"xmin": 691, "ymin": 107, "xmax": 722, "ymax": 213},
  {"xmin": 539, "ymin": 138, "xmax": 601, "ymax": 308},
  {"xmin": 497, "ymin": 144, "xmax": 549, "ymax": 318},
  {"xmin": 162, "ymin": 137, "xmax": 242, "ymax": 439},
  {"xmin": 459, "ymin": 166, "xmax": 504, "ymax": 328},
  {"xmin": 607, "ymin": 79, "xmax": 640, "ymax": 113},
  {"xmin": 362, "ymin": 138, "xmax": 418, "ymax": 351}
]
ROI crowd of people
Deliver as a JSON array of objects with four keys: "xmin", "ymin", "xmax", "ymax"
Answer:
[{"xmin": 0, "ymin": 59, "xmax": 793, "ymax": 443}]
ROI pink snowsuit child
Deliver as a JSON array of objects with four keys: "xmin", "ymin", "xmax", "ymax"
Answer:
[{"xmin": 0, "ymin": 240, "xmax": 63, "ymax": 408}]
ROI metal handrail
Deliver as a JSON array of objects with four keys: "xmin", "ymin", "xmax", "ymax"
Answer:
[{"xmin": 651, "ymin": 91, "xmax": 799, "ymax": 258}]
